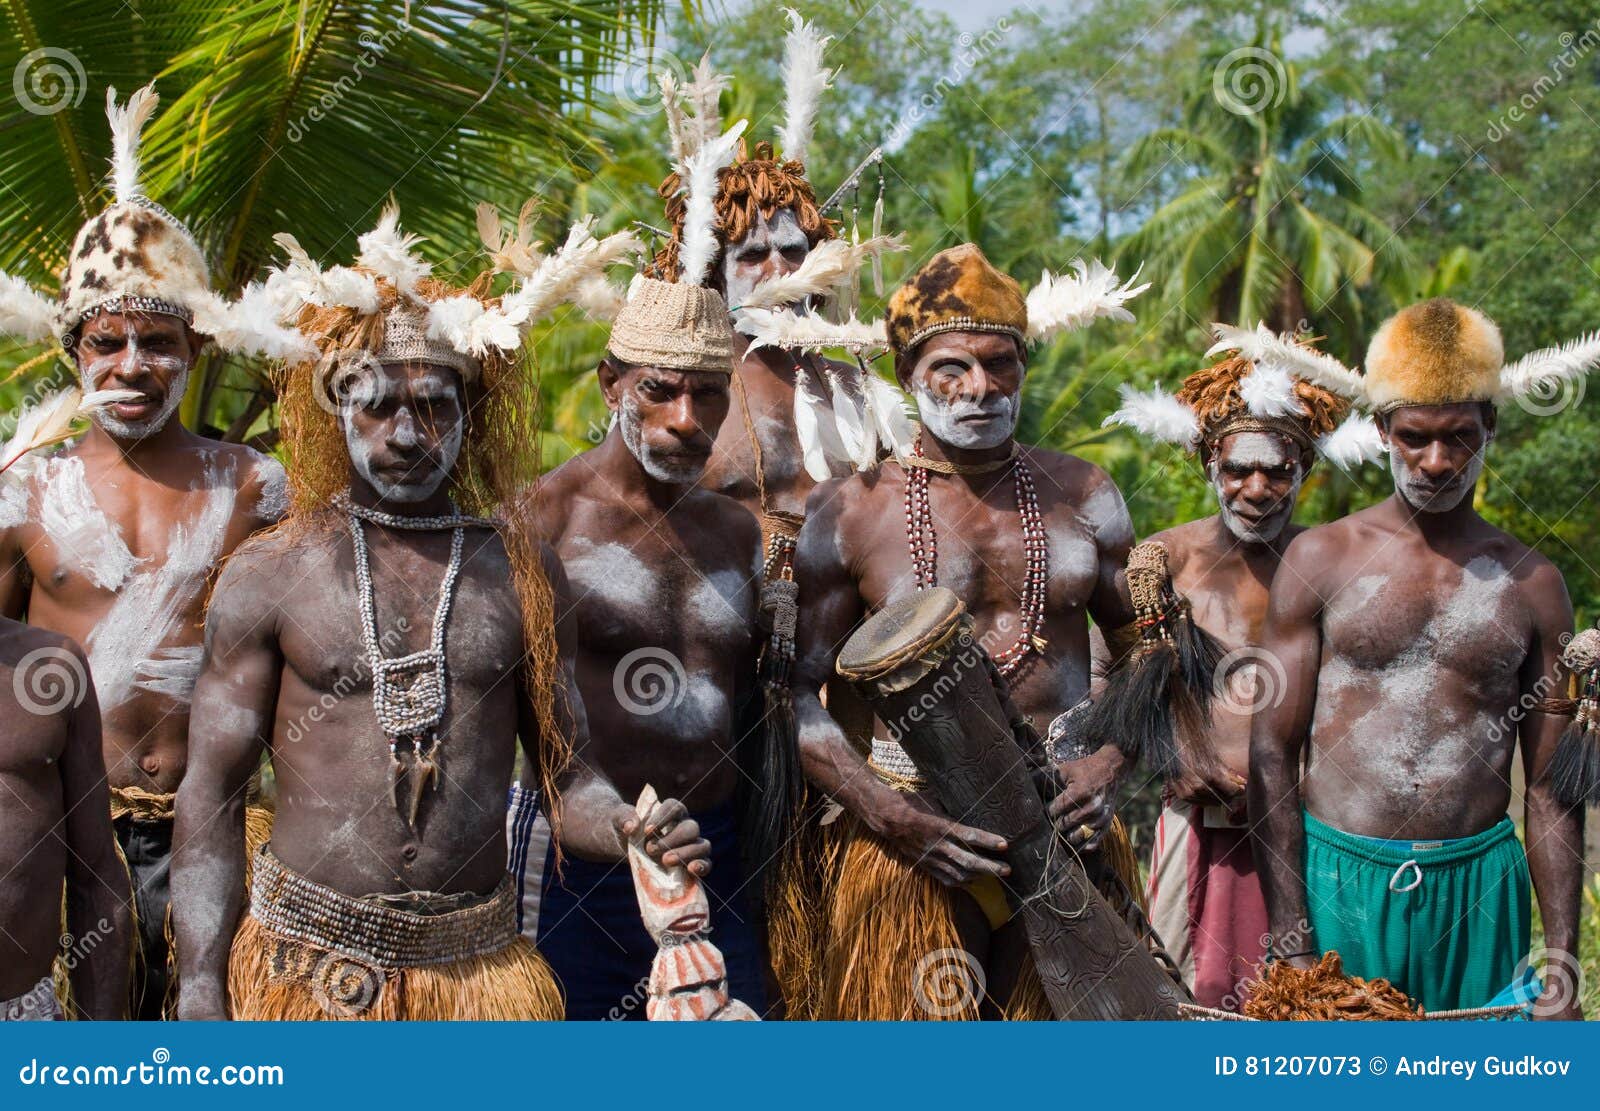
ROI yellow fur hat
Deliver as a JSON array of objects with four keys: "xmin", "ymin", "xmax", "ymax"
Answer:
[
  {"xmin": 886, "ymin": 244, "xmax": 1027, "ymax": 357},
  {"xmin": 1363, "ymin": 298, "xmax": 1504, "ymax": 412}
]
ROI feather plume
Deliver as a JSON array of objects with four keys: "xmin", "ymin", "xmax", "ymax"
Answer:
[
  {"xmin": 679, "ymin": 119, "xmax": 748, "ymax": 287},
  {"xmin": 476, "ymin": 198, "xmax": 543, "ymax": 276},
  {"xmin": 1207, "ymin": 322, "xmax": 1366, "ymax": 402},
  {"xmin": 734, "ymin": 235, "xmax": 906, "ymax": 311},
  {"xmin": 794, "ymin": 365, "xmax": 847, "ymax": 481},
  {"xmin": 190, "ymin": 288, "xmax": 318, "ymax": 361},
  {"xmin": 1, "ymin": 387, "xmax": 141, "ymax": 476},
  {"xmin": 1025, "ymin": 259, "xmax": 1151, "ymax": 341},
  {"xmin": 267, "ymin": 234, "xmax": 380, "ymax": 317},
  {"xmin": 1498, "ymin": 330, "xmax": 1600, "ymax": 402},
  {"xmin": 776, "ymin": 9, "xmax": 833, "ymax": 164},
  {"xmin": 571, "ymin": 275, "xmax": 629, "ymax": 322},
  {"xmin": 683, "ymin": 54, "xmax": 730, "ymax": 160},
  {"xmin": 1238, "ymin": 359, "xmax": 1302, "ymax": 418},
  {"xmin": 659, "ymin": 70, "xmax": 691, "ymax": 164},
  {"xmin": 1102, "ymin": 383, "xmax": 1200, "ymax": 448},
  {"xmin": 823, "ymin": 367, "xmax": 874, "ymax": 471},
  {"xmin": 356, "ymin": 204, "xmax": 431, "ymax": 298},
  {"xmin": 499, "ymin": 218, "xmax": 642, "ymax": 329},
  {"xmin": 0, "ymin": 272, "xmax": 61, "ymax": 343},
  {"xmin": 106, "ymin": 84, "xmax": 159, "ymax": 203},
  {"xmin": 1316, "ymin": 413, "xmax": 1385, "ymax": 471},
  {"xmin": 864, "ymin": 371, "xmax": 916, "ymax": 460},
  {"xmin": 737, "ymin": 307, "xmax": 887, "ymax": 353}
]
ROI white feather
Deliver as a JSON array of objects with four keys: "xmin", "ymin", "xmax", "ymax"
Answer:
[
  {"xmin": 1317, "ymin": 413, "xmax": 1385, "ymax": 470},
  {"xmin": 426, "ymin": 295, "xmax": 487, "ymax": 351},
  {"xmin": 0, "ymin": 271, "xmax": 62, "ymax": 342},
  {"xmin": 1498, "ymin": 330, "xmax": 1600, "ymax": 402},
  {"xmin": 1207, "ymin": 322, "xmax": 1367, "ymax": 403},
  {"xmin": 105, "ymin": 84, "xmax": 159, "ymax": 203},
  {"xmin": 1239, "ymin": 359, "xmax": 1302, "ymax": 419},
  {"xmin": 864, "ymin": 371, "xmax": 916, "ymax": 460},
  {"xmin": 683, "ymin": 53, "xmax": 731, "ymax": 160},
  {"xmin": 776, "ymin": 9, "xmax": 833, "ymax": 164},
  {"xmin": 794, "ymin": 365, "xmax": 847, "ymax": 481},
  {"xmin": 189, "ymin": 288, "xmax": 318, "ymax": 361},
  {"xmin": 499, "ymin": 218, "xmax": 642, "ymax": 331},
  {"xmin": 1102, "ymin": 383, "xmax": 1200, "ymax": 448},
  {"xmin": 678, "ymin": 119, "xmax": 748, "ymax": 287},
  {"xmin": 356, "ymin": 204, "xmax": 431, "ymax": 298},
  {"xmin": 823, "ymin": 367, "xmax": 874, "ymax": 471},
  {"xmin": 658, "ymin": 70, "xmax": 691, "ymax": 165},
  {"xmin": 571, "ymin": 275, "xmax": 629, "ymax": 322},
  {"xmin": 734, "ymin": 235, "xmax": 906, "ymax": 311},
  {"xmin": 2, "ymin": 388, "xmax": 138, "ymax": 477},
  {"xmin": 266, "ymin": 234, "xmax": 381, "ymax": 319},
  {"xmin": 737, "ymin": 307, "xmax": 887, "ymax": 354},
  {"xmin": 1025, "ymin": 259, "xmax": 1151, "ymax": 342}
]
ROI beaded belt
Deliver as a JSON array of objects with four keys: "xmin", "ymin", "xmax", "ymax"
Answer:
[
  {"xmin": 869, "ymin": 736, "xmax": 927, "ymax": 791},
  {"xmin": 249, "ymin": 848, "xmax": 517, "ymax": 969}
]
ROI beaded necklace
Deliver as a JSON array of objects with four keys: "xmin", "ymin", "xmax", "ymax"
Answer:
[
  {"xmin": 336, "ymin": 493, "xmax": 497, "ymax": 829},
  {"xmin": 903, "ymin": 433, "xmax": 1049, "ymax": 678}
]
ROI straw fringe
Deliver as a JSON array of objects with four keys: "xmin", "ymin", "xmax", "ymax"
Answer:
[
  {"xmin": 765, "ymin": 798, "xmax": 847, "ymax": 1020},
  {"xmin": 227, "ymin": 916, "xmax": 563, "ymax": 1021}
]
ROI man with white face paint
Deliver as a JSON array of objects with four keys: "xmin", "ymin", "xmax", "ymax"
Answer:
[
  {"xmin": 521, "ymin": 276, "xmax": 776, "ymax": 1018},
  {"xmin": 1101, "ymin": 335, "xmax": 1380, "ymax": 1011},
  {"xmin": 0, "ymin": 85, "xmax": 291, "ymax": 1019},
  {"xmin": 1249, "ymin": 299, "xmax": 1587, "ymax": 1017},
  {"xmin": 789, "ymin": 244, "xmax": 1156, "ymax": 1019},
  {"xmin": 173, "ymin": 209, "xmax": 708, "ymax": 1021}
]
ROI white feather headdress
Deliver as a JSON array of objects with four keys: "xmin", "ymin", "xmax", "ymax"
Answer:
[
  {"xmin": 1497, "ymin": 330, "xmax": 1600, "ymax": 404},
  {"xmin": 677, "ymin": 119, "xmax": 748, "ymax": 287},
  {"xmin": 731, "ymin": 235, "xmax": 907, "ymax": 312},
  {"xmin": 1026, "ymin": 260, "xmax": 1151, "ymax": 342},
  {"xmin": 776, "ymin": 9, "xmax": 834, "ymax": 165}
]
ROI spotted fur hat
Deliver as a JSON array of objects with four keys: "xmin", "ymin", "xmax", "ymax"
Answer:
[{"xmin": 0, "ymin": 84, "xmax": 306, "ymax": 359}]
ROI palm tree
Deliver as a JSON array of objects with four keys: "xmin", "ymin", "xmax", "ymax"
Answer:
[
  {"xmin": 1, "ymin": 0, "xmax": 667, "ymax": 434},
  {"xmin": 1116, "ymin": 25, "xmax": 1416, "ymax": 349}
]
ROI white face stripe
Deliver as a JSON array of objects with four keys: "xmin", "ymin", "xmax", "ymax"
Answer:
[{"xmin": 722, "ymin": 209, "xmax": 809, "ymax": 309}]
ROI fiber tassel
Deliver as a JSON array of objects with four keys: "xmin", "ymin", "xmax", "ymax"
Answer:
[
  {"xmin": 1549, "ymin": 628, "xmax": 1600, "ymax": 807},
  {"xmin": 871, "ymin": 179, "xmax": 886, "ymax": 296},
  {"xmin": 738, "ymin": 576, "xmax": 804, "ymax": 906},
  {"xmin": 1086, "ymin": 541, "xmax": 1223, "ymax": 780}
]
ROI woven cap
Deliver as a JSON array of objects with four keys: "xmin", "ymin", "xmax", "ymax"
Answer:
[
  {"xmin": 608, "ymin": 277, "xmax": 734, "ymax": 374},
  {"xmin": 376, "ymin": 300, "xmax": 482, "ymax": 380}
]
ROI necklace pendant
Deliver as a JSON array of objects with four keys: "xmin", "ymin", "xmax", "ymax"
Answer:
[{"xmin": 1030, "ymin": 634, "xmax": 1049, "ymax": 652}]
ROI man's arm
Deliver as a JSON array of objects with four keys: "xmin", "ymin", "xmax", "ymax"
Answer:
[
  {"xmin": 1247, "ymin": 533, "xmax": 1326, "ymax": 967},
  {"xmin": 1519, "ymin": 561, "xmax": 1584, "ymax": 1021},
  {"xmin": 1050, "ymin": 466, "xmax": 1136, "ymax": 846},
  {"xmin": 171, "ymin": 548, "xmax": 281, "ymax": 1020},
  {"xmin": 0, "ymin": 515, "xmax": 28, "ymax": 620},
  {"xmin": 793, "ymin": 482, "xmax": 1008, "ymax": 887},
  {"xmin": 523, "ymin": 545, "xmax": 710, "ymax": 872},
  {"xmin": 57, "ymin": 641, "xmax": 132, "ymax": 1019}
]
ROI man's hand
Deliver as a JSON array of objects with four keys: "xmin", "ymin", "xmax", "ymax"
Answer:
[
  {"xmin": 1049, "ymin": 745, "xmax": 1124, "ymax": 850},
  {"xmin": 877, "ymin": 792, "xmax": 1010, "ymax": 887},
  {"xmin": 1170, "ymin": 764, "xmax": 1247, "ymax": 820},
  {"xmin": 619, "ymin": 796, "xmax": 712, "ymax": 877}
]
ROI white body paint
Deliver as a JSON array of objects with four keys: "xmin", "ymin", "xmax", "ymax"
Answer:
[
  {"xmin": 723, "ymin": 209, "xmax": 810, "ymax": 311},
  {"xmin": 1209, "ymin": 430, "xmax": 1303, "ymax": 543},
  {"xmin": 913, "ymin": 381, "xmax": 1020, "ymax": 450},
  {"xmin": 38, "ymin": 456, "xmax": 142, "ymax": 590},
  {"xmin": 254, "ymin": 456, "xmax": 289, "ymax": 519},
  {"xmin": 342, "ymin": 371, "xmax": 463, "ymax": 503},
  {"xmin": 1389, "ymin": 443, "xmax": 1484, "ymax": 513},
  {"xmin": 619, "ymin": 393, "xmax": 707, "ymax": 485}
]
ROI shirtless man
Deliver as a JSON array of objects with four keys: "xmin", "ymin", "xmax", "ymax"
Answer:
[
  {"xmin": 0, "ymin": 609, "xmax": 131, "ymax": 1019},
  {"xmin": 0, "ymin": 87, "xmax": 287, "ymax": 1017},
  {"xmin": 172, "ymin": 244, "xmax": 710, "ymax": 1020},
  {"xmin": 510, "ymin": 276, "xmax": 770, "ymax": 1019},
  {"xmin": 793, "ymin": 245, "xmax": 1145, "ymax": 1019},
  {"xmin": 1251, "ymin": 299, "xmax": 1585, "ymax": 1018},
  {"xmin": 1103, "ymin": 337, "xmax": 1379, "ymax": 1011}
]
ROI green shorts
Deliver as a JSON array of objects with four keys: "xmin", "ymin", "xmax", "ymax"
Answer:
[{"xmin": 1303, "ymin": 810, "xmax": 1529, "ymax": 1012}]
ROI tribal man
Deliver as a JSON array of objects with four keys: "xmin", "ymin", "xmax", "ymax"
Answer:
[
  {"xmin": 0, "ymin": 86, "xmax": 293, "ymax": 1019},
  {"xmin": 1249, "ymin": 300, "xmax": 1587, "ymax": 1017},
  {"xmin": 0, "ymin": 393, "xmax": 134, "ymax": 1020},
  {"xmin": 787, "ymin": 244, "xmax": 1150, "ymax": 1019},
  {"xmin": 171, "ymin": 207, "xmax": 708, "ymax": 1020},
  {"xmin": 510, "ymin": 275, "xmax": 771, "ymax": 1019},
  {"xmin": 1101, "ymin": 329, "xmax": 1382, "ymax": 1011}
]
